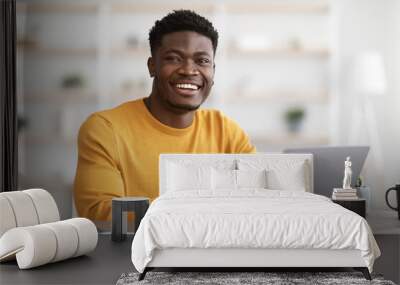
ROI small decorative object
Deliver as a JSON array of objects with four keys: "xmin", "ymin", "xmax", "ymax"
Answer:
[
  {"xmin": 17, "ymin": 116, "xmax": 28, "ymax": 132},
  {"xmin": 126, "ymin": 35, "xmax": 139, "ymax": 49},
  {"xmin": 284, "ymin": 107, "xmax": 305, "ymax": 133},
  {"xmin": 236, "ymin": 35, "xmax": 271, "ymax": 51},
  {"xmin": 287, "ymin": 37, "xmax": 302, "ymax": 51},
  {"xmin": 355, "ymin": 176, "xmax": 363, "ymax": 187},
  {"xmin": 121, "ymin": 79, "xmax": 135, "ymax": 92},
  {"xmin": 332, "ymin": 157, "xmax": 358, "ymax": 200},
  {"xmin": 343, "ymin": 156, "xmax": 352, "ymax": 189},
  {"xmin": 120, "ymin": 77, "xmax": 149, "ymax": 93},
  {"xmin": 61, "ymin": 73, "xmax": 85, "ymax": 89}
]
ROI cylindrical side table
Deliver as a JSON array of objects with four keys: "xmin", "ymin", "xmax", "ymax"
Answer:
[{"xmin": 112, "ymin": 197, "xmax": 149, "ymax": 242}]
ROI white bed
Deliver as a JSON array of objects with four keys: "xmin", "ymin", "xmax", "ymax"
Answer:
[{"xmin": 131, "ymin": 154, "xmax": 380, "ymax": 280}]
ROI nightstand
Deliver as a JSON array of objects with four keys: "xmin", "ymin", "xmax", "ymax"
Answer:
[{"xmin": 332, "ymin": 198, "xmax": 366, "ymax": 218}]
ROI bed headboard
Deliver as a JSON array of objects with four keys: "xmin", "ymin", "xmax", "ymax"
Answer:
[{"xmin": 159, "ymin": 153, "xmax": 313, "ymax": 195}]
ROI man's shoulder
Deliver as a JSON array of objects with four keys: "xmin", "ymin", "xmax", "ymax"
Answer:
[
  {"xmin": 95, "ymin": 98, "xmax": 143, "ymax": 119},
  {"xmin": 197, "ymin": 108, "xmax": 225, "ymax": 120},
  {"xmin": 197, "ymin": 108, "xmax": 255, "ymax": 153},
  {"xmin": 197, "ymin": 108, "xmax": 237, "ymax": 126},
  {"xmin": 84, "ymin": 98, "xmax": 143, "ymax": 125},
  {"xmin": 79, "ymin": 98, "xmax": 144, "ymax": 138}
]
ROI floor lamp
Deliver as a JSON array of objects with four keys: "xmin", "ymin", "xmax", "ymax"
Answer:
[{"xmin": 349, "ymin": 51, "xmax": 387, "ymax": 189}]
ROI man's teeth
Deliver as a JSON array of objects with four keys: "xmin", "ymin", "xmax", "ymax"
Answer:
[{"xmin": 175, "ymin": 83, "xmax": 199, "ymax": 90}]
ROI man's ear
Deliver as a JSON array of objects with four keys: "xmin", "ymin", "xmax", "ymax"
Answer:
[
  {"xmin": 147, "ymin": 57, "xmax": 155, "ymax": 77},
  {"xmin": 212, "ymin": 64, "xmax": 216, "ymax": 85}
]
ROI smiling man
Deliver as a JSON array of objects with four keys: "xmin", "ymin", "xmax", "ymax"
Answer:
[{"xmin": 74, "ymin": 10, "xmax": 256, "ymax": 221}]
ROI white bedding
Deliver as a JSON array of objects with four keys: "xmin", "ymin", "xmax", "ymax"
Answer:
[{"xmin": 131, "ymin": 190, "xmax": 380, "ymax": 273}]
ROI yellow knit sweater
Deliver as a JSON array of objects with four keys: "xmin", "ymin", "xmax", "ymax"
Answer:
[{"xmin": 73, "ymin": 98, "xmax": 256, "ymax": 221}]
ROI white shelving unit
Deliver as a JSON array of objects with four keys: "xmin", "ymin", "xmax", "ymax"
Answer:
[{"xmin": 17, "ymin": 0, "xmax": 334, "ymax": 189}]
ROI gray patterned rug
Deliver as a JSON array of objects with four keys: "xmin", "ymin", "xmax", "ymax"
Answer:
[{"xmin": 116, "ymin": 271, "xmax": 396, "ymax": 285}]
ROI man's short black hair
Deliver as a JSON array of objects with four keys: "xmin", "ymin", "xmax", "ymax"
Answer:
[{"xmin": 149, "ymin": 10, "xmax": 218, "ymax": 56}]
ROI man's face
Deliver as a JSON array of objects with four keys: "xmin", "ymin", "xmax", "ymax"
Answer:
[{"xmin": 148, "ymin": 31, "xmax": 215, "ymax": 112}]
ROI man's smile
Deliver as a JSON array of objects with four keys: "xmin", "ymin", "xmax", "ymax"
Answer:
[
  {"xmin": 170, "ymin": 80, "xmax": 203, "ymax": 96},
  {"xmin": 175, "ymin": 83, "xmax": 199, "ymax": 90}
]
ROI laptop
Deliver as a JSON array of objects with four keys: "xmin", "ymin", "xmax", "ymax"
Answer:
[{"xmin": 283, "ymin": 146, "xmax": 369, "ymax": 197}]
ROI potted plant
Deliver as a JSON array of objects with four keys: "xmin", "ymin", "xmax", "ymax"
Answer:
[
  {"xmin": 284, "ymin": 107, "xmax": 305, "ymax": 133},
  {"xmin": 61, "ymin": 73, "xmax": 85, "ymax": 89}
]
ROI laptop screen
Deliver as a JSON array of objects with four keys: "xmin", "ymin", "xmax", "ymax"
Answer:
[{"xmin": 284, "ymin": 146, "xmax": 369, "ymax": 197}]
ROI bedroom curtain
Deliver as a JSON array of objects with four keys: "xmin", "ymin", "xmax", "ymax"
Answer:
[{"xmin": 0, "ymin": 0, "xmax": 18, "ymax": 192}]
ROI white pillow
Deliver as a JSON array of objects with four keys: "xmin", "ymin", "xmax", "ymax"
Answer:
[
  {"xmin": 237, "ymin": 159, "xmax": 307, "ymax": 191},
  {"xmin": 211, "ymin": 169, "xmax": 268, "ymax": 190},
  {"xmin": 237, "ymin": 169, "xmax": 267, "ymax": 188},
  {"xmin": 212, "ymin": 168, "xmax": 236, "ymax": 190},
  {"xmin": 267, "ymin": 162, "xmax": 306, "ymax": 191},
  {"xmin": 167, "ymin": 162, "xmax": 212, "ymax": 191}
]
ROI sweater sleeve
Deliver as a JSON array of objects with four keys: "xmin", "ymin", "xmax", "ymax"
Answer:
[
  {"xmin": 73, "ymin": 114, "xmax": 124, "ymax": 221},
  {"xmin": 223, "ymin": 114, "xmax": 256, "ymax": 154}
]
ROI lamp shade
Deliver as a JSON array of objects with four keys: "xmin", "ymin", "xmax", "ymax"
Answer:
[{"xmin": 352, "ymin": 51, "xmax": 387, "ymax": 95}]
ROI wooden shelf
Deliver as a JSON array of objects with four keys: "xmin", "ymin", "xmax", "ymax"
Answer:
[
  {"xmin": 227, "ymin": 91, "xmax": 329, "ymax": 104},
  {"xmin": 24, "ymin": 134, "xmax": 76, "ymax": 146},
  {"xmin": 23, "ymin": 90, "xmax": 97, "ymax": 104},
  {"xmin": 225, "ymin": 2, "xmax": 330, "ymax": 14},
  {"xmin": 110, "ymin": 47, "xmax": 149, "ymax": 57},
  {"xmin": 111, "ymin": 3, "xmax": 215, "ymax": 14},
  {"xmin": 16, "ymin": 1, "xmax": 329, "ymax": 15},
  {"xmin": 17, "ymin": 45, "xmax": 98, "ymax": 56},
  {"xmin": 226, "ymin": 47, "xmax": 330, "ymax": 58},
  {"xmin": 18, "ymin": 45, "xmax": 150, "ymax": 57},
  {"xmin": 22, "ymin": 90, "xmax": 144, "ymax": 105},
  {"xmin": 17, "ymin": 3, "xmax": 98, "ymax": 14},
  {"xmin": 110, "ymin": 2, "xmax": 329, "ymax": 14}
]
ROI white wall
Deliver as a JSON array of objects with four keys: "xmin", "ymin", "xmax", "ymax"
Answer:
[
  {"xmin": 18, "ymin": 0, "xmax": 400, "ymax": 214},
  {"xmin": 334, "ymin": 0, "xmax": 400, "ymax": 210}
]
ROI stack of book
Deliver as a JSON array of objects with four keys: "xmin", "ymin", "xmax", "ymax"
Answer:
[{"xmin": 332, "ymin": 188, "xmax": 358, "ymax": 200}]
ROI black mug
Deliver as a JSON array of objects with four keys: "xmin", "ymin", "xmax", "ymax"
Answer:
[{"xmin": 385, "ymin": 184, "xmax": 400, "ymax": 220}]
